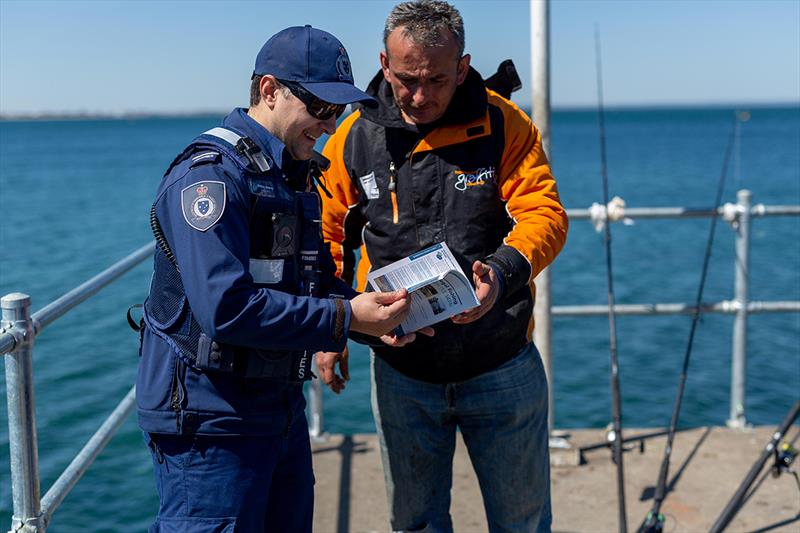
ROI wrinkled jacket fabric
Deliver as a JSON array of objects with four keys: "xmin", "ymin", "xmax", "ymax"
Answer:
[
  {"xmin": 138, "ymin": 108, "xmax": 355, "ymax": 435},
  {"xmin": 320, "ymin": 69, "xmax": 568, "ymax": 383}
]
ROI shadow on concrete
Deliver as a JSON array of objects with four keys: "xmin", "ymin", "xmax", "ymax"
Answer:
[
  {"xmin": 312, "ymin": 436, "xmax": 370, "ymax": 533},
  {"xmin": 749, "ymin": 513, "xmax": 800, "ymax": 533},
  {"xmin": 639, "ymin": 426, "xmax": 713, "ymax": 502}
]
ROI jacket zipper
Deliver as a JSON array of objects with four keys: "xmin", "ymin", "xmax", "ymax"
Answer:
[
  {"xmin": 388, "ymin": 161, "xmax": 399, "ymax": 224},
  {"xmin": 405, "ymin": 142, "xmax": 423, "ymax": 244},
  {"xmin": 171, "ymin": 358, "xmax": 186, "ymax": 432}
]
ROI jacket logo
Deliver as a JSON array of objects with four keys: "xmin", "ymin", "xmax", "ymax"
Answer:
[
  {"xmin": 454, "ymin": 167, "xmax": 495, "ymax": 191},
  {"xmin": 181, "ymin": 181, "xmax": 226, "ymax": 231},
  {"xmin": 358, "ymin": 171, "xmax": 380, "ymax": 199}
]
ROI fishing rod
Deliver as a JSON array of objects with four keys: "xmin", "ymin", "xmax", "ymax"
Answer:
[
  {"xmin": 638, "ymin": 115, "xmax": 740, "ymax": 533},
  {"xmin": 709, "ymin": 400, "xmax": 800, "ymax": 533},
  {"xmin": 735, "ymin": 427, "xmax": 800, "ymax": 513},
  {"xmin": 594, "ymin": 28, "xmax": 627, "ymax": 533}
]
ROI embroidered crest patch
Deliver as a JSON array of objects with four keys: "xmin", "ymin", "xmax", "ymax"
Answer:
[
  {"xmin": 181, "ymin": 181, "xmax": 226, "ymax": 231},
  {"xmin": 336, "ymin": 47, "xmax": 353, "ymax": 82}
]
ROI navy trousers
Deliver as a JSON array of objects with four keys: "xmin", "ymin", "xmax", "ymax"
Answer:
[{"xmin": 145, "ymin": 415, "xmax": 314, "ymax": 533}]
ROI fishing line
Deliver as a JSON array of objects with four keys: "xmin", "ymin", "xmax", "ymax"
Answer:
[
  {"xmin": 594, "ymin": 27, "xmax": 628, "ymax": 533},
  {"xmin": 638, "ymin": 114, "xmax": 740, "ymax": 533}
]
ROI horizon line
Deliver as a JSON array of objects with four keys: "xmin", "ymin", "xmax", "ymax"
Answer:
[{"xmin": 1, "ymin": 100, "xmax": 798, "ymax": 122}]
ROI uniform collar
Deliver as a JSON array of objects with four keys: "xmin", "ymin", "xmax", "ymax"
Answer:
[
  {"xmin": 222, "ymin": 108, "xmax": 290, "ymax": 171},
  {"xmin": 222, "ymin": 108, "xmax": 310, "ymax": 186}
]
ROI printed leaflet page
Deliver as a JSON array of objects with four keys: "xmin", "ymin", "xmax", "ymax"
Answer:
[{"xmin": 367, "ymin": 243, "xmax": 480, "ymax": 335}]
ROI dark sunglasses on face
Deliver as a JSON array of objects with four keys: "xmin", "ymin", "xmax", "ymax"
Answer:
[{"xmin": 278, "ymin": 79, "xmax": 346, "ymax": 121}]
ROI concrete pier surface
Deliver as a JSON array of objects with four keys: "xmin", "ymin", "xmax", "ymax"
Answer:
[{"xmin": 311, "ymin": 426, "xmax": 800, "ymax": 532}]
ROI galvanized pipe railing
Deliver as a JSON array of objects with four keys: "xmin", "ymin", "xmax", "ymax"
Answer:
[
  {"xmin": 2, "ymin": 243, "xmax": 154, "ymax": 532},
  {"xmin": 39, "ymin": 387, "xmax": 137, "ymax": 527},
  {"xmin": 307, "ymin": 363, "xmax": 326, "ymax": 441},
  {"xmin": 309, "ymin": 191, "xmax": 800, "ymax": 437},
  {"xmin": 3, "ymin": 193, "xmax": 799, "ymax": 531},
  {"xmin": 2, "ymin": 293, "xmax": 42, "ymax": 533},
  {"xmin": 531, "ymin": 0, "xmax": 554, "ymax": 434},
  {"xmin": 558, "ymin": 189, "xmax": 800, "ymax": 429},
  {"xmin": 729, "ymin": 190, "xmax": 752, "ymax": 428},
  {"xmin": 552, "ymin": 300, "xmax": 800, "ymax": 316},
  {"xmin": 0, "ymin": 242, "xmax": 155, "ymax": 356},
  {"xmin": 566, "ymin": 203, "xmax": 800, "ymax": 220}
]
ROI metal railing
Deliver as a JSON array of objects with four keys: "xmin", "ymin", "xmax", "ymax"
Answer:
[
  {"xmin": 2, "ymin": 243, "xmax": 153, "ymax": 533},
  {"xmin": 307, "ymin": 189, "xmax": 800, "ymax": 438},
  {"xmin": 2, "ymin": 192, "xmax": 799, "ymax": 531}
]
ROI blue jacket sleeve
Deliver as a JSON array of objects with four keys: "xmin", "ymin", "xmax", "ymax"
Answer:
[{"xmin": 155, "ymin": 161, "xmax": 351, "ymax": 353}]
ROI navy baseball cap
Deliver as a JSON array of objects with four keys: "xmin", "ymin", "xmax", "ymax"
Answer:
[{"xmin": 254, "ymin": 25, "xmax": 377, "ymax": 108}]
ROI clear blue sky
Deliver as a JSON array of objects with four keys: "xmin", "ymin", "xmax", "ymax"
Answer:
[{"xmin": 1, "ymin": 0, "xmax": 798, "ymax": 114}]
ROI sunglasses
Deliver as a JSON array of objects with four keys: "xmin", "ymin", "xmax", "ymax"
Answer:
[{"xmin": 279, "ymin": 79, "xmax": 346, "ymax": 121}]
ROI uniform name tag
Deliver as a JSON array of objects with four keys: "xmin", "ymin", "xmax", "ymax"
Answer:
[
  {"xmin": 250, "ymin": 258, "xmax": 284, "ymax": 284},
  {"xmin": 250, "ymin": 180, "xmax": 276, "ymax": 198},
  {"xmin": 358, "ymin": 171, "xmax": 380, "ymax": 200}
]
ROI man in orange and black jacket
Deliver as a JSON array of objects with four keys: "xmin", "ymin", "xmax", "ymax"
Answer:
[{"xmin": 317, "ymin": 1, "xmax": 568, "ymax": 531}]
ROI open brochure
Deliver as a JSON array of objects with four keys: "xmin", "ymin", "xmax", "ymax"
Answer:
[{"xmin": 367, "ymin": 242, "xmax": 480, "ymax": 336}]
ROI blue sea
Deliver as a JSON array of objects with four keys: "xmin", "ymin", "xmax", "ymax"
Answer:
[{"xmin": 1, "ymin": 105, "xmax": 799, "ymax": 531}]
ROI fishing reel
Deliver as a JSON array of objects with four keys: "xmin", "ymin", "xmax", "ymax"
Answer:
[
  {"xmin": 772, "ymin": 441, "xmax": 798, "ymax": 477},
  {"xmin": 640, "ymin": 511, "xmax": 665, "ymax": 533}
]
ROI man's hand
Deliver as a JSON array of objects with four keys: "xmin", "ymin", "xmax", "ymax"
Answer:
[
  {"xmin": 349, "ymin": 289, "xmax": 411, "ymax": 337},
  {"xmin": 451, "ymin": 260, "xmax": 500, "ymax": 324},
  {"xmin": 379, "ymin": 325, "xmax": 435, "ymax": 347},
  {"xmin": 316, "ymin": 347, "xmax": 349, "ymax": 394}
]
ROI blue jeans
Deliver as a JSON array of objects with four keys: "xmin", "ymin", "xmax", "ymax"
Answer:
[
  {"xmin": 144, "ymin": 414, "xmax": 314, "ymax": 533},
  {"xmin": 371, "ymin": 343, "xmax": 552, "ymax": 533}
]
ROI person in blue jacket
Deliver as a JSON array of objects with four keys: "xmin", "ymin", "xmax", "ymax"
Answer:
[{"xmin": 137, "ymin": 25, "xmax": 424, "ymax": 533}]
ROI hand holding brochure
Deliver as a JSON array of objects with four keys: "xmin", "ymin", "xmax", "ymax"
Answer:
[{"xmin": 367, "ymin": 243, "xmax": 480, "ymax": 336}]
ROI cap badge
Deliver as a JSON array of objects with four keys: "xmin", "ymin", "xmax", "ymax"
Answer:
[{"xmin": 336, "ymin": 47, "xmax": 352, "ymax": 81}]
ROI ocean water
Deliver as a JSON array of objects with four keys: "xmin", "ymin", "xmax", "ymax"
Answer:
[{"xmin": 1, "ymin": 106, "xmax": 798, "ymax": 531}]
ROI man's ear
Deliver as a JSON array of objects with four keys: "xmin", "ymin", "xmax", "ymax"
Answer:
[
  {"xmin": 456, "ymin": 53, "xmax": 471, "ymax": 85},
  {"xmin": 260, "ymin": 75, "xmax": 280, "ymax": 109},
  {"xmin": 380, "ymin": 50, "xmax": 391, "ymax": 81}
]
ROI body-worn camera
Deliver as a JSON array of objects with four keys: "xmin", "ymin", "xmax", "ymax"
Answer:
[{"xmin": 270, "ymin": 213, "xmax": 298, "ymax": 257}]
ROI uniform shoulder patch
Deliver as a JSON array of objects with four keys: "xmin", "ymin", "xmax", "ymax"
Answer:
[{"xmin": 181, "ymin": 181, "xmax": 226, "ymax": 231}]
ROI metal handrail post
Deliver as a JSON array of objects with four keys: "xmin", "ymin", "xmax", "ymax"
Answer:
[
  {"xmin": 531, "ymin": 0, "xmax": 555, "ymax": 432},
  {"xmin": 308, "ymin": 358, "xmax": 327, "ymax": 442},
  {"xmin": 2, "ymin": 293, "xmax": 44, "ymax": 533},
  {"xmin": 728, "ymin": 190, "xmax": 752, "ymax": 428}
]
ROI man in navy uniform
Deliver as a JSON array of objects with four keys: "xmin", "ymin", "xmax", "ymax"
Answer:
[{"xmin": 137, "ymin": 25, "xmax": 422, "ymax": 532}]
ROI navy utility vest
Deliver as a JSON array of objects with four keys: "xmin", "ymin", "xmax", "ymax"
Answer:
[{"xmin": 145, "ymin": 127, "xmax": 322, "ymax": 382}]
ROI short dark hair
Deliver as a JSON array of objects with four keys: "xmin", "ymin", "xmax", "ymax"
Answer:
[
  {"xmin": 250, "ymin": 75, "xmax": 263, "ymax": 107},
  {"xmin": 250, "ymin": 75, "xmax": 292, "ymax": 107},
  {"xmin": 384, "ymin": 0, "xmax": 465, "ymax": 58}
]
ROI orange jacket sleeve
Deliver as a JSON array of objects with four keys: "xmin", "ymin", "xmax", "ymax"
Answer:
[
  {"xmin": 319, "ymin": 111, "xmax": 363, "ymax": 286},
  {"xmin": 488, "ymin": 91, "xmax": 568, "ymax": 292}
]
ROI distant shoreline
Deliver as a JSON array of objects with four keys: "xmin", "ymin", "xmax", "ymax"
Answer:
[
  {"xmin": 0, "ymin": 110, "xmax": 228, "ymax": 122},
  {"xmin": 1, "ymin": 101, "xmax": 798, "ymax": 122}
]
